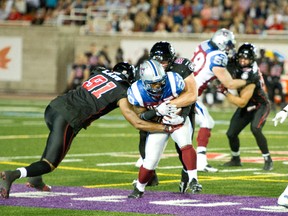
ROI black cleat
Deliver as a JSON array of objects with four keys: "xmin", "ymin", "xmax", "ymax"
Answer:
[
  {"xmin": 223, "ymin": 156, "xmax": 242, "ymax": 167},
  {"xmin": 179, "ymin": 181, "xmax": 189, "ymax": 193},
  {"xmin": 189, "ymin": 178, "xmax": 202, "ymax": 194},
  {"xmin": 0, "ymin": 171, "xmax": 16, "ymax": 199},
  {"xmin": 179, "ymin": 169, "xmax": 189, "ymax": 193},
  {"xmin": 26, "ymin": 176, "xmax": 51, "ymax": 191},
  {"xmin": 263, "ymin": 160, "xmax": 273, "ymax": 171},
  {"xmin": 128, "ymin": 187, "xmax": 144, "ymax": 199}
]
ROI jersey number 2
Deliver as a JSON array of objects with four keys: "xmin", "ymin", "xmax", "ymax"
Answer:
[{"xmin": 82, "ymin": 75, "xmax": 116, "ymax": 99}]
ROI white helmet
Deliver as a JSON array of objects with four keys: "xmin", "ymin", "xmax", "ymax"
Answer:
[
  {"xmin": 211, "ymin": 28, "xmax": 236, "ymax": 56},
  {"xmin": 139, "ymin": 59, "xmax": 166, "ymax": 97}
]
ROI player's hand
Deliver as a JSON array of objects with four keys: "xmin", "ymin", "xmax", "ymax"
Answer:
[
  {"xmin": 162, "ymin": 114, "xmax": 184, "ymax": 125},
  {"xmin": 163, "ymin": 124, "xmax": 182, "ymax": 133},
  {"xmin": 272, "ymin": 110, "xmax": 288, "ymax": 126},
  {"xmin": 156, "ymin": 101, "xmax": 178, "ymax": 116},
  {"xmin": 216, "ymin": 84, "xmax": 228, "ymax": 95}
]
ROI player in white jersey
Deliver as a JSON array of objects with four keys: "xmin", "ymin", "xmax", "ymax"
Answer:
[
  {"xmin": 127, "ymin": 59, "xmax": 202, "ymax": 198},
  {"xmin": 189, "ymin": 28, "xmax": 260, "ymax": 175},
  {"xmin": 273, "ymin": 105, "xmax": 288, "ymax": 208}
]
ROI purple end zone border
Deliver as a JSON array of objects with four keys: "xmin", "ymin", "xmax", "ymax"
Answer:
[{"xmin": 0, "ymin": 184, "xmax": 287, "ymax": 215}]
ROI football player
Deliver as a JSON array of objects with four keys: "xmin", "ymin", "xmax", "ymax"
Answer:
[
  {"xmin": 218, "ymin": 43, "xmax": 273, "ymax": 170},
  {"xmin": 0, "ymin": 62, "xmax": 180, "ymax": 199},
  {"xmin": 135, "ymin": 41, "xmax": 198, "ymax": 190},
  {"xmin": 127, "ymin": 59, "xmax": 202, "ymax": 198},
  {"xmin": 273, "ymin": 104, "xmax": 288, "ymax": 207},
  {"xmin": 175, "ymin": 29, "xmax": 260, "ymax": 192}
]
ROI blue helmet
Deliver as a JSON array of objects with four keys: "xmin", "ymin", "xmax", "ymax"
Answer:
[{"xmin": 139, "ymin": 59, "xmax": 166, "ymax": 97}]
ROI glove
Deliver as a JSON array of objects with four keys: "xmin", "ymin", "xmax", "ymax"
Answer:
[
  {"xmin": 246, "ymin": 71, "xmax": 260, "ymax": 85},
  {"xmin": 216, "ymin": 84, "xmax": 228, "ymax": 95},
  {"xmin": 155, "ymin": 101, "xmax": 178, "ymax": 116},
  {"xmin": 272, "ymin": 110, "xmax": 288, "ymax": 126},
  {"xmin": 162, "ymin": 114, "xmax": 184, "ymax": 125},
  {"xmin": 163, "ymin": 124, "xmax": 182, "ymax": 133}
]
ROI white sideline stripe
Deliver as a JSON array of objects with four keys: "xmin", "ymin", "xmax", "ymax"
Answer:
[
  {"xmin": 96, "ymin": 162, "xmax": 183, "ymax": 169},
  {"xmin": 0, "ymin": 145, "xmax": 287, "ymax": 161},
  {"xmin": 62, "ymin": 159, "xmax": 83, "ymax": 163},
  {"xmin": 96, "ymin": 162, "xmax": 136, "ymax": 166},
  {"xmin": 0, "ymin": 133, "xmax": 139, "ymax": 140},
  {"xmin": 220, "ymin": 168, "xmax": 261, "ymax": 172}
]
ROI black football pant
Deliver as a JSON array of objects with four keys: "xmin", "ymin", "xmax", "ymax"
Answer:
[
  {"xmin": 24, "ymin": 105, "xmax": 76, "ymax": 177},
  {"xmin": 226, "ymin": 104, "xmax": 270, "ymax": 155}
]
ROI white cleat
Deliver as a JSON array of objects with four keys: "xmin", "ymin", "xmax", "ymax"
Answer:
[
  {"xmin": 278, "ymin": 186, "xmax": 288, "ymax": 208},
  {"xmin": 198, "ymin": 164, "xmax": 218, "ymax": 173}
]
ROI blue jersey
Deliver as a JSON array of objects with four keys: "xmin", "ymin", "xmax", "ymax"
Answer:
[{"xmin": 127, "ymin": 72, "xmax": 185, "ymax": 109}]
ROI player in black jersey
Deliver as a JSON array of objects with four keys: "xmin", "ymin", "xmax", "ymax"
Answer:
[
  {"xmin": 0, "ymin": 62, "xmax": 180, "ymax": 199},
  {"xmin": 135, "ymin": 41, "xmax": 198, "ymax": 190},
  {"xmin": 218, "ymin": 43, "xmax": 273, "ymax": 171}
]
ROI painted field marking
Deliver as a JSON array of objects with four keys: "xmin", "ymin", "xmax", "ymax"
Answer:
[{"xmin": 1, "ymin": 161, "xmax": 288, "ymax": 189}]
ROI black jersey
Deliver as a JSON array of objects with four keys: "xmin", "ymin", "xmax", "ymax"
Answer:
[
  {"xmin": 49, "ymin": 68, "xmax": 129, "ymax": 133},
  {"xmin": 227, "ymin": 58, "xmax": 269, "ymax": 107},
  {"xmin": 168, "ymin": 57, "xmax": 194, "ymax": 79}
]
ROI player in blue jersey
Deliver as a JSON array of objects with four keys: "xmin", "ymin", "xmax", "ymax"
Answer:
[{"xmin": 127, "ymin": 59, "xmax": 202, "ymax": 198}]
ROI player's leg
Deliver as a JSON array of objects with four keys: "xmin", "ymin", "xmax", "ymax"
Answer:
[
  {"xmin": 128, "ymin": 133, "xmax": 169, "ymax": 198},
  {"xmin": 172, "ymin": 118, "xmax": 202, "ymax": 194},
  {"xmin": 135, "ymin": 130, "xmax": 159, "ymax": 186},
  {"xmin": 251, "ymin": 104, "xmax": 273, "ymax": 170},
  {"xmin": 0, "ymin": 106, "xmax": 75, "ymax": 198},
  {"xmin": 224, "ymin": 108, "xmax": 250, "ymax": 167},
  {"xmin": 194, "ymin": 101, "xmax": 217, "ymax": 172}
]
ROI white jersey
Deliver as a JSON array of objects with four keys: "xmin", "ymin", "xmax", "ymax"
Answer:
[{"xmin": 191, "ymin": 40, "xmax": 228, "ymax": 96}]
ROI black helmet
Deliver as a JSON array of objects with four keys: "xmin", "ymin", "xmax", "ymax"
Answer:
[
  {"xmin": 150, "ymin": 41, "xmax": 176, "ymax": 66},
  {"xmin": 236, "ymin": 43, "xmax": 256, "ymax": 68},
  {"xmin": 113, "ymin": 62, "xmax": 136, "ymax": 84}
]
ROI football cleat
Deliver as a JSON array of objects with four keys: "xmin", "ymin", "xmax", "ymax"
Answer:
[
  {"xmin": 223, "ymin": 156, "xmax": 242, "ymax": 167},
  {"xmin": 26, "ymin": 176, "xmax": 51, "ymax": 192},
  {"xmin": 128, "ymin": 187, "xmax": 144, "ymax": 199},
  {"xmin": 189, "ymin": 178, "xmax": 202, "ymax": 194},
  {"xmin": 0, "ymin": 171, "xmax": 16, "ymax": 199},
  {"xmin": 179, "ymin": 181, "xmax": 189, "ymax": 193},
  {"xmin": 198, "ymin": 164, "xmax": 219, "ymax": 173},
  {"xmin": 278, "ymin": 186, "xmax": 288, "ymax": 208},
  {"xmin": 263, "ymin": 160, "xmax": 273, "ymax": 171}
]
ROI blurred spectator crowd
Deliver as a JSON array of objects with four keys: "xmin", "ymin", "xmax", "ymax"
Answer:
[{"xmin": 1, "ymin": 0, "xmax": 288, "ymax": 34}]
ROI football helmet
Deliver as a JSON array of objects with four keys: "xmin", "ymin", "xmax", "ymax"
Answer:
[
  {"xmin": 236, "ymin": 43, "xmax": 257, "ymax": 68},
  {"xmin": 210, "ymin": 28, "xmax": 236, "ymax": 56},
  {"xmin": 150, "ymin": 41, "xmax": 176, "ymax": 69},
  {"xmin": 113, "ymin": 62, "xmax": 136, "ymax": 84},
  {"xmin": 139, "ymin": 59, "xmax": 166, "ymax": 97}
]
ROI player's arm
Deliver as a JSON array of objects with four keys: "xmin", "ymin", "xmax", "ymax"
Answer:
[
  {"xmin": 118, "ymin": 98, "xmax": 168, "ymax": 132},
  {"xmin": 214, "ymin": 66, "xmax": 247, "ymax": 89},
  {"xmin": 169, "ymin": 73, "xmax": 198, "ymax": 107},
  {"xmin": 225, "ymin": 84, "xmax": 255, "ymax": 108}
]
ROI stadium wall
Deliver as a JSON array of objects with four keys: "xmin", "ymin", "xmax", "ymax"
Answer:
[{"xmin": 0, "ymin": 26, "xmax": 287, "ymax": 95}]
